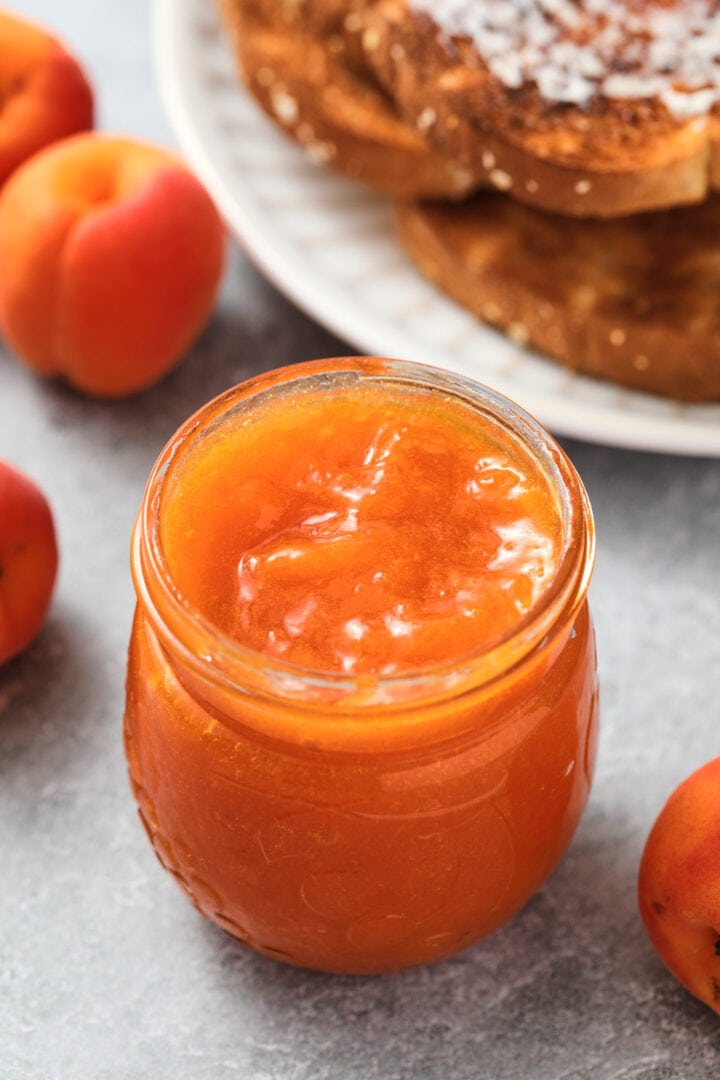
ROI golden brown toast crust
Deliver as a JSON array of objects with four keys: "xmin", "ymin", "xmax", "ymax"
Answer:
[
  {"xmin": 396, "ymin": 194, "xmax": 720, "ymax": 401},
  {"xmin": 217, "ymin": 0, "xmax": 475, "ymax": 198},
  {"xmin": 366, "ymin": 1, "xmax": 720, "ymax": 217}
]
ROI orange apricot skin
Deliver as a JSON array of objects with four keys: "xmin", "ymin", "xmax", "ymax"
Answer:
[
  {"xmin": 0, "ymin": 460, "xmax": 58, "ymax": 666},
  {"xmin": 0, "ymin": 134, "xmax": 225, "ymax": 397},
  {"xmin": 638, "ymin": 756, "xmax": 720, "ymax": 1015},
  {"xmin": 0, "ymin": 9, "xmax": 93, "ymax": 185}
]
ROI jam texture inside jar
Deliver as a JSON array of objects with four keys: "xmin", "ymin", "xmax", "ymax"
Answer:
[{"xmin": 124, "ymin": 357, "xmax": 598, "ymax": 974}]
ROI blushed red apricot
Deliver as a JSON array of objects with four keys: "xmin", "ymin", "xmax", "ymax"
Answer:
[
  {"xmin": 0, "ymin": 9, "xmax": 93, "ymax": 185},
  {"xmin": 0, "ymin": 459, "xmax": 58, "ymax": 666},
  {"xmin": 638, "ymin": 756, "xmax": 720, "ymax": 1015},
  {"xmin": 0, "ymin": 133, "xmax": 225, "ymax": 396}
]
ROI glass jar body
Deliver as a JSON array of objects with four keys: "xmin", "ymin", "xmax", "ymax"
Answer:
[
  {"xmin": 124, "ymin": 357, "xmax": 598, "ymax": 974},
  {"xmin": 125, "ymin": 601, "xmax": 597, "ymax": 974}
]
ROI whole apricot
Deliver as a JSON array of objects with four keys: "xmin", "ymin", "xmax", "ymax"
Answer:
[
  {"xmin": 638, "ymin": 756, "xmax": 720, "ymax": 1015},
  {"xmin": 0, "ymin": 459, "xmax": 58, "ymax": 665},
  {"xmin": 0, "ymin": 9, "xmax": 93, "ymax": 185},
  {"xmin": 0, "ymin": 133, "xmax": 225, "ymax": 397}
]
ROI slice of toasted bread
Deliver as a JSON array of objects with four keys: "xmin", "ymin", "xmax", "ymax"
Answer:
[
  {"xmin": 366, "ymin": 1, "xmax": 720, "ymax": 218},
  {"xmin": 217, "ymin": 0, "xmax": 475, "ymax": 198},
  {"xmin": 396, "ymin": 194, "xmax": 720, "ymax": 401}
]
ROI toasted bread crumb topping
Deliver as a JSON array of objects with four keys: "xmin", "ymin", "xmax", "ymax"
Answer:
[{"xmin": 411, "ymin": 0, "xmax": 720, "ymax": 117}]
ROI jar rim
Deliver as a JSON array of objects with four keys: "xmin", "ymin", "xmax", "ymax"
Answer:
[{"xmin": 133, "ymin": 357, "xmax": 595, "ymax": 711}]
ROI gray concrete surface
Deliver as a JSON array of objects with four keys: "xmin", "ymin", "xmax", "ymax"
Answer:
[{"xmin": 2, "ymin": 2, "xmax": 720, "ymax": 1077}]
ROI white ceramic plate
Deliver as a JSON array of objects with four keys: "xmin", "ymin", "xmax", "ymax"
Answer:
[{"xmin": 154, "ymin": 0, "xmax": 720, "ymax": 456}]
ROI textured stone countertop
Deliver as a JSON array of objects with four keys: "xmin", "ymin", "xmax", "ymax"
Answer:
[{"xmin": 2, "ymin": 3, "xmax": 720, "ymax": 1078}]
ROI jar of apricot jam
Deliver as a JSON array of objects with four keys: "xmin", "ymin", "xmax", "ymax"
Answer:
[{"xmin": 124, "ymin": 357, "xmax": 598, "ymax": 974}]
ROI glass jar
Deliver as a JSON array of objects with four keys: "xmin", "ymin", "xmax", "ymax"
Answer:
[{"xmin": 124, "ymin": 357, "xmax": 598, "ymax": 974}]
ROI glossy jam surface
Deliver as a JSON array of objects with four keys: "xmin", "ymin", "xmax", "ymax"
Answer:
[{"xmin": 161, "ymin": 383, "xmax": 562, "ymax": 674}]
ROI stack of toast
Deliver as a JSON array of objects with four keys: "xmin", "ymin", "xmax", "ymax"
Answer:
[{"xmin": 218, "ymin": 0, "xmax": 720, "ymax": 401}]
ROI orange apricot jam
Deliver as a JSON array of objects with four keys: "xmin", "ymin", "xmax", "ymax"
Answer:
[{"xmin": 124, "ymin": 357, "xmax": 598, "ymax": 974}]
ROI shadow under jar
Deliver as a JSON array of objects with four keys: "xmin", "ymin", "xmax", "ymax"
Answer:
[{"xmin": 124, "ymin": 356, "xmax": 598, "ymax": 974}]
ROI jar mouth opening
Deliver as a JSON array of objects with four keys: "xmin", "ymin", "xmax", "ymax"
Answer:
[{"xmin": 134, "ymin": 357, "xmax": 594, "ymax": 708}]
